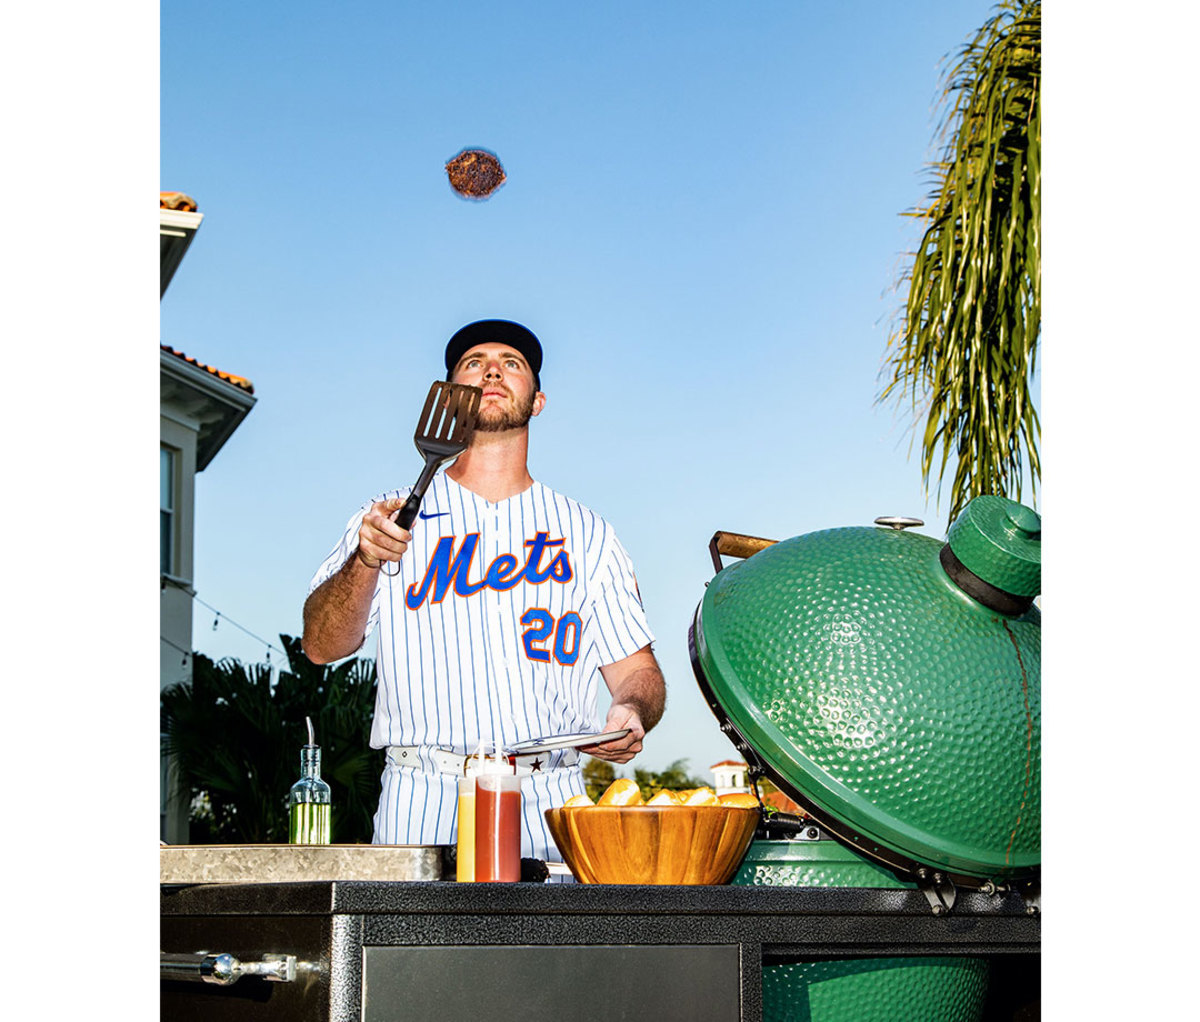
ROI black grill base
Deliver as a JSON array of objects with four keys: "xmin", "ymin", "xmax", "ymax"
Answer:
[{"xmin": 161, "ymin": 881, "xmax": 1039, "ymax": 1022}]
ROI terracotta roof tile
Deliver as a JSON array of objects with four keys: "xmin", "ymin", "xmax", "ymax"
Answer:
[
  {"xmin": 161, "ymin": 191, "xmax": 198, "ymax": 212},
  {"xmin": 161, "ymin": 345, "xmax": 254, "ymax": 393},
  {"xmin": 710, "ymin": 759, "xmax": 748, "ymax": 769}
]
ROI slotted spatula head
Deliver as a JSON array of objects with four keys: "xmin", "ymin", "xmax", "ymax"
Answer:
[
  {"xmin": 414, "ymin": 381, "xmax": 482, "ymax": 459},
  {"xmin": 389, "ymin": 382, "xmax": 484, "ymax": 537}
]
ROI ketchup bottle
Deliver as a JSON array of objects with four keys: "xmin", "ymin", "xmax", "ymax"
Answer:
[{"xmin": 474, "ymin": 758, "xmax": 521, "ymax": 882}]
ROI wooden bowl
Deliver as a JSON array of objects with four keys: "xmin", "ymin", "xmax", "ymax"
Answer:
[{"xmin": 543, "ymin": 805, "xmax": 759, "ymax": 885}]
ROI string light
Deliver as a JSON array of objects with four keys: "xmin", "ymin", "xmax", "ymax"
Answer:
[
  {"xmin": 160, "ymin": 634, "xmax": 192, "ymax": 665},
  {"xmin": 161, "ymin": 576, "xmax": 287, "ymax": 662}
]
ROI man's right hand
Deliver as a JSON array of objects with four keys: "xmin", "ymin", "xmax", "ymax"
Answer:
[
  {"xmin": 303, "ymin": 496, "xmax": 412, "ymax": 663},
  {"xmin": 356, "ymin": 496, "xmax": 413, "ymax": 569}
]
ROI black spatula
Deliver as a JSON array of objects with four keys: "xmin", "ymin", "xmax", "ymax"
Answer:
[{"xmin": 394, "ymin": 381, "xmax": 482, "ymax": 530}]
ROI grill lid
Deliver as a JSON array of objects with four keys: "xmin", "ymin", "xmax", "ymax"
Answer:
[{"xmin": 690, "ymin": 499, "xmax": 1040, "ymax": 885}]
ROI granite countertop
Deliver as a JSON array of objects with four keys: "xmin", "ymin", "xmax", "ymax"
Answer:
[{"xmin": 159, "ymin": 843, "xmax": 448, "ymax": 885}]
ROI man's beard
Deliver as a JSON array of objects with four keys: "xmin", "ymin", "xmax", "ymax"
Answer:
[{"xmin": 474, "ymin": 389, "xmax": 536, "ymax": 433}]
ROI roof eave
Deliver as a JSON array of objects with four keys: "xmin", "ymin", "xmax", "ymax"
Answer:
[
  {"xmin": 160, "ymin": 349, "xmax": 256, "ymax": 471},
  {"xmin": 160, "ymin": 208, "xmax": 204, "ymax": 298}
]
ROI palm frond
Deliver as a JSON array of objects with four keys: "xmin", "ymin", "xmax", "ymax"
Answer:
[
  {"xmin": 162, "ymin": 636, "xmax": 382, "ymax": 843},
  {"xmin": 881, "ymin": 1, "xmax": 1041, "ymax": 526}
]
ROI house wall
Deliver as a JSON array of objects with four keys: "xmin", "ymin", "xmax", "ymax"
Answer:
[
  {"xmin": 712, "ymin": 764, "xmax": 748, "ymax": 795},
  {"xmin": 160, "ymin": 411, "xmax": 198, "ymax": 843}
]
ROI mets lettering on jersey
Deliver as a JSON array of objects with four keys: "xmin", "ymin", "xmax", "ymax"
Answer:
[
  {"xmin": 404, "ymin": 531, "xmax": 573, "ymax": 607},
  {"xmin": 307, "ymin": 474, "xmax": 655, "ymax": 861}
]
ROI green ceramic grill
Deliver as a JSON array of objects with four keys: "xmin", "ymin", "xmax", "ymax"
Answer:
[
  {"xmin": 688, "ymin": 496, "xmax": 1041, "ymax": 887},
  {"xmin": 735, "ymin": 837, "xmax": 990, "ymax": 1022}
]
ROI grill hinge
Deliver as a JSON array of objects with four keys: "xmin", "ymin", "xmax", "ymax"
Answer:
[{"xmin": 915, "ymin": 868, "xmax": 957, "ymax": 916}]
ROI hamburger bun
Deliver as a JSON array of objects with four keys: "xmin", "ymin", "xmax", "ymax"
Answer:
[{"xmin": 597, "ymin": 778, "xmax": 644, "ymax": 806}]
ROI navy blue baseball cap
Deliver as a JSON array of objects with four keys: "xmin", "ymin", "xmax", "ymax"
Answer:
[{"xmin": 445, "ymin": 319, "xmax": 542, "ymax": 390}]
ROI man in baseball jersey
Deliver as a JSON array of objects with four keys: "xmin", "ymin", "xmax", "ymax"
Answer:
[{"xmin": 301, "ymin": 319, "xmax": 666, "ymax": 866}]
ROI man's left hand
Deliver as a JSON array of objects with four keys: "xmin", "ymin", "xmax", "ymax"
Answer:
[
  {"xmin": 583, "ymin": 646, "xmax": 666, "ymax": 763},
  {"xmin": 579, "ymin": 703, "xmax": 646, "ymax": 763}
]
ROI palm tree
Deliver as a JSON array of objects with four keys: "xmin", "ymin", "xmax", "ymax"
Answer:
[
  {"xmin": 581, "ymin": 756, "xmax": 617, "ymax": 802},
  {"xmin": 582, "ymin": 757, "xmax": 708, "ymax": 802},
  {"xmin": 881, "ymin": 0, "xmax": 1041, "ymax": 526},
  {"xmin": 161, "ymin": 636, "xmax": 382, "ymax": 843},
  {"xmin": 633, "ymin": 759, "xmax": 708, "ymax": 801}
]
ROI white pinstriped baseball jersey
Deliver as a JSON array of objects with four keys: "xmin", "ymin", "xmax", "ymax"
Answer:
[{"xmin": 307, "ymin": 473, "xmax": 655, "ymax": 862}]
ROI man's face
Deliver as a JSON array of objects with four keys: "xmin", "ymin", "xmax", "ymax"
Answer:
[{"xmin": 451, "ymin": 342, "xmax": 544, "ymax": 433}]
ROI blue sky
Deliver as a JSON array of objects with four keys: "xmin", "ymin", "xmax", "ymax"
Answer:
[{"xmin": 159, "ymin": 0, "xmax": 1033, "ymax": 774}]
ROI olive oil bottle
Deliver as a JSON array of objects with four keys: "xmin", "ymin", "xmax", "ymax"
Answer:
[{"xmin": 288, "ymin": 716, "xmax": 331, "ymax": 844}]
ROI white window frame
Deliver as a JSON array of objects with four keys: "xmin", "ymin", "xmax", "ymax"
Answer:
[{"xmin": 161, "ymin": 445, "xmax": 177, "ymax": 575}]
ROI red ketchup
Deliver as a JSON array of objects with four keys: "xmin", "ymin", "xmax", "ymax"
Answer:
[{"xmin": 474, "ymin": 772, "xmax": 521, "ymax": 882}]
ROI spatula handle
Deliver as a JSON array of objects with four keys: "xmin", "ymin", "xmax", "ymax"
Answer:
[
  {"xmin": 395, "ymin": 454, "xmax": 443, "ymax": 530},
  {"xmin": 396, "ymin": 494, "xmax": 421, "ymax": 531}
]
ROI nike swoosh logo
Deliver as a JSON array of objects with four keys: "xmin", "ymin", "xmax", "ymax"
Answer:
[{"xmin": 419, "ymin": 510, "xmax": 450, "ymax": 520}]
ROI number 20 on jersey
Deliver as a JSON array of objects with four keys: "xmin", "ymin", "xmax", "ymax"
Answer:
[{"xmin": 520, "ymin": 609, "xmax": 582, "ymax": 665}]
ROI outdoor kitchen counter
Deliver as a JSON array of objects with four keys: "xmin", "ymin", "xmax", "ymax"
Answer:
[
  {"xmin": 161, "ymin": 881, "xmax": 1039, "ymax": 1022},
  {"xmin": 162, "ymin": 879, "xmax": 1037, "ymax": 951}
]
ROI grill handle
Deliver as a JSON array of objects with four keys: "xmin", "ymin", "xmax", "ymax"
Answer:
[
  {"xmin": 160, "ymin": 951, "xmax": 301, "ymax": 985},
  {"xmin": 708, "ymin": 531, "xmax": 777, "ymax": 575}
]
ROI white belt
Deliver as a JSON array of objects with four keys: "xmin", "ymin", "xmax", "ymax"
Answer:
[{"xmin": 387, "ymin": 745, "xmax": 579, "ymax": 777}]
